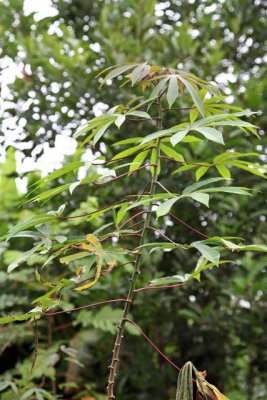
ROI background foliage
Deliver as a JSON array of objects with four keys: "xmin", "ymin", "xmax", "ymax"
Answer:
[{"xmin": 0, "ymin": 1, "xmax": 266, "ymax": 399}]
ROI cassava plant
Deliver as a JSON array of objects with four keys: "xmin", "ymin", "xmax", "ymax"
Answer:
[{"xmin": 0, "ymin": 62, "xmax": 266, "ymax": 399}]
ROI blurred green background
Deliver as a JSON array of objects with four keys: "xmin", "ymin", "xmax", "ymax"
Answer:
[{"xmin": 0, "ymin": 1, "xmax": 266, "ymax": 399}]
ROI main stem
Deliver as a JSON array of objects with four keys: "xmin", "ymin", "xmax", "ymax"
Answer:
[{"xmin": 107, "ymin": 100, "xmax": 163, "ymax": 399}]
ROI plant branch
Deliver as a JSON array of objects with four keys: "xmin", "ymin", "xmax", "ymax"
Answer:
[
  {"xmin": 124, "ymin": 319, "xmax": 180, "ymax": 372},
  {"xmin": 134, "ymin": 281, "xmax": 189, "ymax": 293},
  {"xmin": 44, "ymin": 299, "xmax": 130, "ymax": 316},
  {"xmin": 107, "ymin": 98, "xmax": 163, "ymax": 400},
  {"xmin": 170, "ymin": 212, "xmax": 209, "ymax": 238}
]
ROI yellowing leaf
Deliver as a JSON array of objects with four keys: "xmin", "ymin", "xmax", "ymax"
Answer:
[
  {"xmin": 86, "ymin": 234, "xmax": 102, "ymax": 248},
  {"xmin": 74, "ymin": 253, "xmax": 103, "ymax": 291},
  {"xmin": 74, "ymin": 234, "xmax": 103, "ymax": 291}
]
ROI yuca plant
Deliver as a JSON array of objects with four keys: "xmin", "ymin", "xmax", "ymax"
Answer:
[{"xmin": 0, "ymin": 62, "xmax": 266, "ymax": 399}]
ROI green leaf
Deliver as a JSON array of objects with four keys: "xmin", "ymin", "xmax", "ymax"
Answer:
[
  {"xmin": 167, "ymin": 76, "xmax": 179, "ymax": 108},
  {"xmin": 190, "ymin": 108, "xmax": 199, "ymax": 123},
  {"xmin": 150, "ymin": 274, "xmax": 189, "ymax": 286},
  {"xmin": 216, "ymin": 164, "xmax": 231, "ymax": 178},
  {"xmin": 149, "ymin": 77, "xmax": 169, "ymax": 98},
  {"xmin": 191, "ymin": 242, "xmax": 220, "ymax": 265},
  {"xmin": 115, "ymin": 204, "xmax": 128, "ymax": 226},
  {"xmin": 213, "ymin": 152, "xmax": 259, "ymax": 163},
  {"xmin": 179, "ymin": 77, "xmax": 205, "ymax": 116},
  {"xmin": 170, "ymin": 130, "xmax": 189, "ymax": 146},
  {"xmin": 183, "ymin": 177, "xmax": 228, "ymax": 194},
  {"xmin": 200, "ymin": 186, "xmax": 251, "ymax": 195},
  {"xmin": 0, "ymin": 311, "xmax": 42, "ymax": 325},
  {"xmin": 99, "ymin": 63, "xmax": 139, "ymax": 84},
  {"xmin": 187, "ymin": 192, "xmax": 209, "ymax": 207},
  {"xmin": 5, "ymin": 214, "xmax": 56, "ymax": 241},
  {"xmin": 156, "ymin": 198, "xmax": 178, "ymax": 218},
  {"xmin": 129, "ymin": 150, "xmax": 149, "ymax": 172},
  {"xmin": 212, "ymin": 120, "xmax": 257, "ymax": 128},
  {"xmin": 141, "ymin": 126, "xmax": 179, "ymax": 144},
  {"xmin": 93, "ymin": 120, "xmax": 114, "ymax": 145},
  {"xmin": 127, "ymin": 111, "xmax": 151, "ymax": 119},
  {"xmin": 7, "ymin": 243, "xmax": 44, "ymax": 273},
  {"xmin": 131, "ymin": 64, "xmax": 148, "ymax": 85},
  {"xmin": 114, "ymin": 137, "xmax": 142, "ymax": 146},
  {"xmin": 112, "ymin": 144, "xmax": 147, "ymax": 160},
  {"xmin": 194, "ymin": 127, "xmax": 224, "ymax": 144},
  {"xmin": 195, "ymin": 166, "xmax": 209, "ymax": 181},
  {"xmin": 190, "ymin": 258, "xmax": 231, "ymax": 281},
  {"xmin": 160, "ymin": 144, "xmax": 185, "ymax": 162},
  {"xmin": 31, "ymin": 162, "xmax": 84, "ymax": 188},
  {"xmin": 183, "ymin": 135, "xmax": 203, "ymax": 143},
  {"xmin": 229, "ymin": 161, "xmax": 266, "ymax": 178},
  {"xmin": 114, "ymin": 114, "xmax": 126, "ymax": 128}
]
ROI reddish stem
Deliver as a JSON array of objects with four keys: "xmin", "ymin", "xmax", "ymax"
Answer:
[
  {"xmin": 118, "ymin": 210, "xmax": 148, "ymax": 231},
  {"xmin": 134, "ymin": 281, "xmax": 189, "ymax": 293},
  {"xmin": 124, "ymin": 319, "xmax": 180, "ymax": 372},
  {"xmin": 44, "ymin": 299, "xmax": 130, "ymax": 316},
  {"xmin": 147, "ymin": 226, "xmax": 177, "ymax": 244},
  {"xmin": 170, "ymin": 212, "xmax": 209, "ymax": 239}
]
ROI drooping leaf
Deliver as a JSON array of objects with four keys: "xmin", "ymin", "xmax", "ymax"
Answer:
[
  {"xmin": 129, "ymin": 150, "xmax": 149, "ymax": 172},
  {"xmin": 156, "ymin": 198, "xmax": 179, "ymax": 218},
  {"xmin": 216, "ymin": 164, "xmax": 231, "ymax": 178},
  {"xmin": 191, "ymin": 242, "xmax": 220, "ymax": 265},
  {"xmin": 167, "ymin": 76, "xmax": 179, "ymax": 108},
  {"xmin": 114, "ymin": 114, "xmax": 126, "ymax": 128},
  {"xmin": 193, "ymin": 127, "xmax": 224, "ymax": 145},
  {"xmin": 72, "ymin": 234, "xmax": 103, "ymax": 291},
  {"xmin": 178, "ymin": 77, "xmax": 205, "ymax": 116},
  {"xmin": 93, "ymin": 120, "xmax": 114, "ymax": 145},
  {"xmin": 196, "ymin": 166, "xmax": 209, "ymax": 181},
  {"xmin": 149, "ymin": 77, "xmax": 169, "ymax": 98},
  {"xmin": 187, "ymin": 192, "xmax": 210, "ymax": 207},
  {"xmin": 170, "ymin": 130, "xmax": 189, "ymax": 146},
  {"xmin": 7, "ymin": 243, "xmax": 44, "ymax": 273}
]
